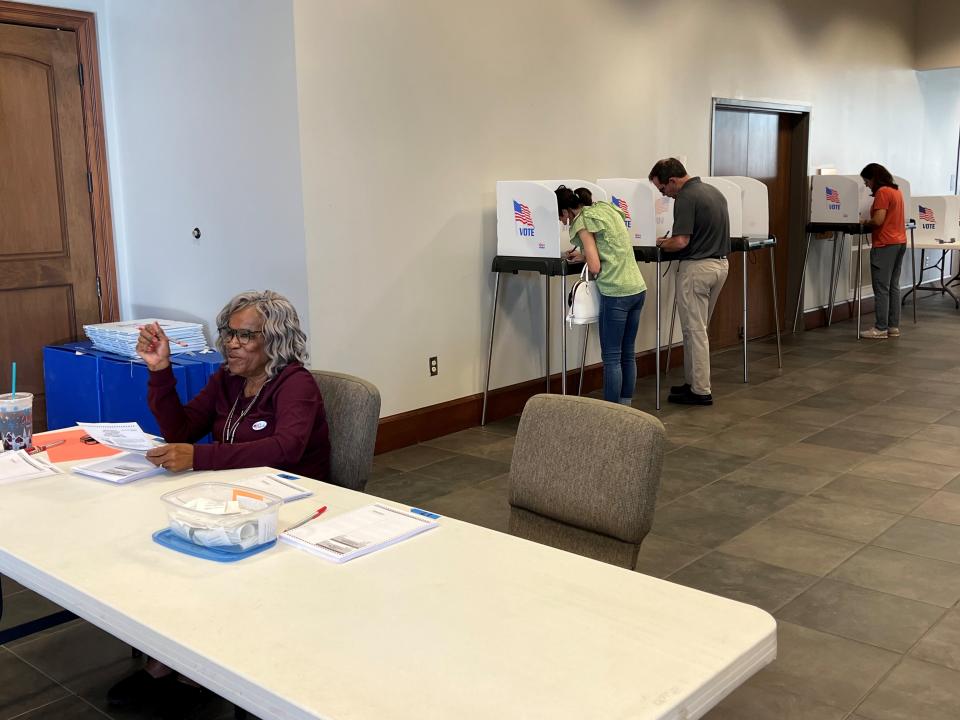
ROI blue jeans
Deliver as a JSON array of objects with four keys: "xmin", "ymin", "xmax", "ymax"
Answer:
[{"xmin": 598, "ymin": 291, "xmax": 646, "ymax": 403}]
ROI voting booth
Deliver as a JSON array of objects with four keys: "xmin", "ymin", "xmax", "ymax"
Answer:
[
  {"xmin": 903, "ymin": 195, "xmax": 960, "ymax": 308},
  {"xmin": 912, "ymin": 195, "xmax": 960, "ymax": 241},
  {"xmin": 800, "ymin": 173, "xmax": 919, "ymax": 336},
  {"xmin": 496, "ymin": 180, "xmax": 609, "ymax": 258},
  {"xmin": 810, "ymin": 175, "xmax": 863, "ymax": 224},
  {"xmin": 896, "ymin": 177, "xmax": 913, "ymax": 224},
  {"xmin": 596, "ymin": 179, "xmax": 658, "ymax": 247},
  {"xmin": 809, "ymin": 174, "xmax": 913, "ymax": 225},
  {"xmin": 486, "ymin": 179, "xmax": 612, "ymax": 423},
  {"xmin": 723, "ymin": 177, "xmax": 770, "ymax": 239},
  {"xmin": 702, "ymin": 177, "xmax": 744, "ymax": 238},
  {"xmin": 665, "ymin": 176, "xmax": 781, "ymax": 381},
  {"xmin": 496, "ymin": 181, "xmax": 566, "ymax": 258}
]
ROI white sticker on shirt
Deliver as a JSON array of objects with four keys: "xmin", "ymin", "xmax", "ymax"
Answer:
[{"xmin": 252, "ymin": 421, "xmax": 267, "ymax": 431}]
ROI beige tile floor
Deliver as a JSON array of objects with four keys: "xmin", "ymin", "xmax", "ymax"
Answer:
[{"xmin": 3, "ymin": 294, "xmax": 960, "ymax": 719}]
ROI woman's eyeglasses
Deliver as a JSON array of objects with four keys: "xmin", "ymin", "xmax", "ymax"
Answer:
[{"xmin": 217, "ymin": 327, "xmax": 265, "ymax": 346}]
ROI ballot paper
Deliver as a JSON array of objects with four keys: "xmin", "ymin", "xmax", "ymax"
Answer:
[
  {"xmin": 76, "ymin": 422, "xmax": 159, "ymax": 453},
  {"xmin": 83, "ymin": 319, "xmax": 207, "ymax": 358},
  {"xmin": 281, "ymin": 503, "xmax": 438, "ymax": 563},
  {"xmin": 231, "ymin": 473, "xmax": 313, "ymax": 503},
  {"xmin": 72, "ymin": 452, "xmax": 165, "ymax": 484},
  {"xmin": 0, "ymin": 450, "xmax": 63, "ymax": 486}
]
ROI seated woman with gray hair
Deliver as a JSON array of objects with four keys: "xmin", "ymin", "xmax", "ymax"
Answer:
[
  {"xmin": 136, "ymin": 289, "xmax": 330, "ymax": 479},
  {"xmin": 111, "ymin": 291, "xmax": 330, "ymax": 714}
]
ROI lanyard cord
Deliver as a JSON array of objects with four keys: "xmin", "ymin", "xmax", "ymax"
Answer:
[{"xmin": 222, "ymin": 380, "xmax": 268, "ymax": 444}]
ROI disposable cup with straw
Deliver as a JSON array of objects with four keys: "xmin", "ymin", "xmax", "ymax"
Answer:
[{"xmin": 1, "ymin": 362, "xmax": 33, "ymax": 451}]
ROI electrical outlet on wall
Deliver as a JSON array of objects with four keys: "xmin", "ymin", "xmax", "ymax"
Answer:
[{"xmin": 429, "ymin": 356, "xmax": 438, "ymax": 377}]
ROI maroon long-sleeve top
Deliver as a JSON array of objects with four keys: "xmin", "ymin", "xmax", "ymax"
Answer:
[{"xmin": 147, "ymin": 362, "xmax": 330, "ymax": 481}]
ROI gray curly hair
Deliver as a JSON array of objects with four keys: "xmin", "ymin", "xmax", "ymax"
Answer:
[{"xmin": 215, "ymin": 290, "xmax": 308, "ymax": 378}]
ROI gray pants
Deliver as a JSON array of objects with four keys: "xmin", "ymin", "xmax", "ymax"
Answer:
[
  {"xmin": 870, "ymin": 244, "xmax": 906, "ymax": 331},
  {"xmin": 676, "ymin": 258, "xmax": 729, "ymax": 395}
]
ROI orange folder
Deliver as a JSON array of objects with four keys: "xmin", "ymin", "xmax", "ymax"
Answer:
[{"xmin": 31, "ymin": 427, "xmax": 123, "ymax": 462}]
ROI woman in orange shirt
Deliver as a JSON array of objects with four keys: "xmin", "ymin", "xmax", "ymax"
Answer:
[{"xmin": 860, "ymin": 163, "xmax": 907, "ymax": 339}]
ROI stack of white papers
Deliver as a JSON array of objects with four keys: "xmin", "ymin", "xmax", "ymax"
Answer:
[
  {"xmin": 76, "ymin": 422, "xmax": 160, "ymax": 453},
  {"xmin": 72, "ymin": 452, "xmax": 165, "ymax": 484},
  {"xmin": 0, "ymin": 450, "xmax": 63, "ymax": 486},
  {"xmin": 83, "ymin": 319, "xmax": 207, "ymax": 358},
  {"xmin": 281, "ymin": 503, "xmax": 438, "ymax": 563},
  {"xmin": 232, "ymin": 473, "xmax": 313, "ymax": 503}
]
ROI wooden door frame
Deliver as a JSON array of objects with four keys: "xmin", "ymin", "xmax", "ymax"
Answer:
[
  {"xmin": 0, "ymin": 0, "xmax": 119, "ymax": 323},
  {"xmin": 709, "ymin": 97, "xmax": 811, "ymax": 329}
]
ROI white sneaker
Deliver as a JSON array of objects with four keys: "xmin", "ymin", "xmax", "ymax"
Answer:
[
  {"xmin": 888, "ymin": 327, "xmax": 901, "ymax": 337},
  {"xmin": 862, "ymin": 327, "xmax": 888, "ymax": 339}
]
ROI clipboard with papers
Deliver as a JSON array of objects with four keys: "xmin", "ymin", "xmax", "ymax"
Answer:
[{"xmin": 280, "ymin": 503, "xmax": 439, "ymax": 563}]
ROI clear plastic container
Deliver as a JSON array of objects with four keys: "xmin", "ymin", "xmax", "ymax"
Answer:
[{"xmin": 160, "ymin": 482, "xmax": 282, "ymax": 553}]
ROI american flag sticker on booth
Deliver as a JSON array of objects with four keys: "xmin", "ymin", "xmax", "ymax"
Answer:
[
  {"xmin": 919, "ymin": 205, "xmax": 936, "ymax": 223},
  {"xmin": 513, "ymin": 200, "xmax": 539, "ymax": 245},
  {"xmin": 513, "ymin": 200, "xmax": 533, "ymax": 226},
  {"xmin": 825, "ymin": 187, "xmax": 840, "ymax": 204},
  {"xmin": 612, "ymin": 196, "xmax": 631, "ymax": 220}
]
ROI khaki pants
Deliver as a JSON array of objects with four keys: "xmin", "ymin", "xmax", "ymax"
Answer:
[{"xmin": 676, "ymin": 258, "xmax": 729, "ymax": 395}]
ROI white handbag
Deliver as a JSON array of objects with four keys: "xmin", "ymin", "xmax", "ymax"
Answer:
[{"xmin": 566, "ymin": 264, "xmax": 600, "ymax": 327}]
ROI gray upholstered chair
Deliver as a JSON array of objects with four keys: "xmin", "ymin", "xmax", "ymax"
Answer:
[
  {"xmin": 508, "ymin": 394, "xmax": 665, "ymax": 569},
  {"xmin": 310, "ymin": 370, "xmax": 381, "ymax": 492}
]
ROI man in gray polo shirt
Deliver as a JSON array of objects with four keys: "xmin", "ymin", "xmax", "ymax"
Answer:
[{"xmin": 649, "ymin": 158, "xmax": 730, "ymax": 406}]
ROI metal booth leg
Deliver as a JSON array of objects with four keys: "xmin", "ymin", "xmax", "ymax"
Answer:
[
  {"xmin": 481, "ymin": 272, "xmax": 501, "ymax": 426},
  {"xmin": 742, "ymin": 249, "xmax": 749, "ymax": 384},
  {"xmin": 827, "ymin": 232, "xmax": 843, "ymax": 326},
  {"xmin": 544, "ymin": 275, "xmax": 551, "ymax": 392},
  {"xmin": 793, "ymin": 233, "xmax": 813, "ymax": 333},
  {"xmin": 855, "ymin": 234, "xmax": 864, "ymax": 338},
  {"xmin": 655, "ymin": 256, "xmax": 661, "ymax": 410},
  {"xmin": 769, "ymin": 246, "xmax": 783, "ymax": 369},
  {"xmin": 911, "ymin": 227, "xmax": 917, "ymax": 324},
  {"xmin": 560, "ymin": 272, "xmax": 568, "ymax": 395},
  {"xmin": 665, "ymin": 272, "xmax": 679, "ymax": 376}
]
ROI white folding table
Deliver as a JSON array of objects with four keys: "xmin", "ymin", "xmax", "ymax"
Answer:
[{"xmin": 0, "ymin": 461, "xmax": 776, "ymax": 720}]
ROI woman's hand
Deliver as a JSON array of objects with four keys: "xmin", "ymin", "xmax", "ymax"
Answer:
[
  {"xmin": 565, "ymin": 249, "xmax": 585, "ymax": 263},
  {"xmin": 136, "ymin": 322, "xmax": 171, "ymax": 371},
  {"xmin": 146, "ymin": 443, "xmax": 194, "ymax": 472}
]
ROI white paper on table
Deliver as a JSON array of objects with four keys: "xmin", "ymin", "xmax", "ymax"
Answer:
[
  {"xmin": 71, "ymin": 452, "xmax": 165, "ymax": 484},
  {"xmin": 76, "ymin": 422, "xmax": 159, "ymax": 452},
  {"xmin": 231, "ymin": 473, "xmax": 313, "ymax": 502},
  {"xmin": 0, "ymin": 450, "xmax": 63, "ymax": 485},
  {"xmin": 281, "ymin": 503, "xmax": 438, "ymax": 563}
]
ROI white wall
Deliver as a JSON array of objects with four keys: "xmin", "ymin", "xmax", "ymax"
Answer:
[
  {"xmin": 104, "ymin": 0, "xmax": 310, "ymax": 333},
  {"xmin": 917, "ymin": 69, "xmax": 960, "ymax": 194},
  {"xmin": 294, "ymin": 0, "xmax": 944, "ymax": 416},
  {"xmin": 31, "ymin": 0, "xmax": 311, "ymax": 337}
]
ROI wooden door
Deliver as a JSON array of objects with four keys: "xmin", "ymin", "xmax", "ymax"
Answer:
[
  {"xmin": 0, "ymin": 22, "xmax": 101, "ymax": 430},
  {"xmin": 710, "ymin": 108, "xmax": 794, "ymax": 348}
]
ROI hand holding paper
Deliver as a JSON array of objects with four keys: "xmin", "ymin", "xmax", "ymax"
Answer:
[{"xmin": 145, "ymin": 443, "xmax": 194, "ymax": 472}]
